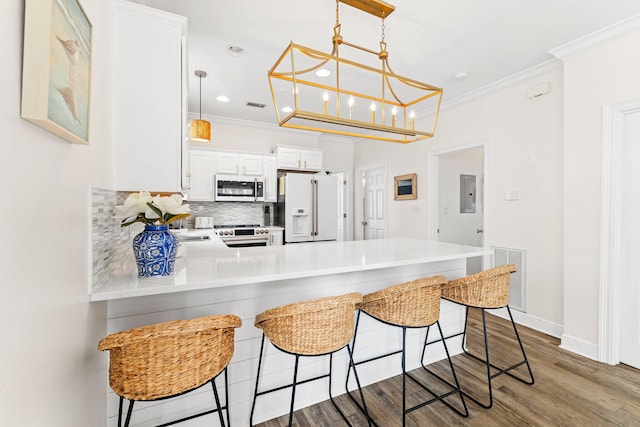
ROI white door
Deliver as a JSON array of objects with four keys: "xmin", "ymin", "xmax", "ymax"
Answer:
[
  {"xmin": 362, "ymin": 165, "xmax": 386, "ymax": 240},
  {"xmin": 436, "ymin": 147, "xmax": 484, "ymax": 274},
  {"xmin": 620, "ymin": 110, "xmax": 640, "ymax": 368}
]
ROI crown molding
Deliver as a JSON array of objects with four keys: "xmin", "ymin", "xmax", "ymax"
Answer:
[
  {"xmin": 550, "ymin": 13, "xmax": 640, "ymax": 60},
  {"xmin": 440, "ymin": 59, "xmax": 562, "ymax": 112}
]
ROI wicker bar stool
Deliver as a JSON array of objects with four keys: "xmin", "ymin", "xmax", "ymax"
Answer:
[
  {"xmin": 425, "ymin": 264, "xmax": 534, "ymax": 409},
  {"xmin": 346, "ymin": 276, "xmax": 468, "ymax": 427},
  {"xmin": 249, "ymin": 292, "xmax": 372, "ymax": 427},
  {"xmin": 98, "ymin": 315, "xmax": 242, "ymax": 427}
]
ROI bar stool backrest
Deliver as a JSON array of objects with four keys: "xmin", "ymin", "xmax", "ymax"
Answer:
[
  {"xmin": 254, "ymin": 292, "xmax": 362, "ymax": 356},
  {"xmin": 98, "ymin": 315, "xmax": 242, "ymax": 401},
  {"xmin": 441, "ymin": 264, "xmax": 516, "ymax": 309},
  {"xmin": 357, "ymin": 276, "xmax": 447, "ymax": 327}
]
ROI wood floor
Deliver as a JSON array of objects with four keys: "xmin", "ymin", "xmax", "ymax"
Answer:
[{"xmin": 255, "ymin": 309, "xmax": 640, "ymax": 426}]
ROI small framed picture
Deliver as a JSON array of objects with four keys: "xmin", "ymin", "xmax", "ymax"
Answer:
[
  {"xmin": 394, "ymin": 173, "xmax": 417, "ymax": 200},
  {"xmin": 21, "ymin": 0, "xmax": 92, "ymax": 145}
]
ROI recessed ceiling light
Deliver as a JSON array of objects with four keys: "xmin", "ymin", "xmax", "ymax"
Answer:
[
  {"xmin": 453, "ymin": 71, "xmax": 468, "ymax": 81},
  {"xmin": 226, "ymin": 45, "xmax": 246, "ymax": 57},
  {"xmin": 216, "ymin": 95, "xmax": 230, "ymax": 103},
  {"xmin": 315, "ymin": 68, "xmax": 331, "ymax": 78},
  {"xmin": 281, "ymin": 106, "xmax": 293, "ymax": 113}
]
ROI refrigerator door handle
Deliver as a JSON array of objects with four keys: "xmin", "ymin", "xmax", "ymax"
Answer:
[{"xmin": 312, "ymin": 178, "xmax": 318, "ymax": 236}]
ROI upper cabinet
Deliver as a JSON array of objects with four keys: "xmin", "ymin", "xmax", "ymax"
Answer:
[
  {"xmin": 274, "ymin": 145, "xmax": 323, "ymax": 171},
  {"xmin": 216, "ymin": 152, "xmax": 264, "ymax": 176},
  {"xmin": 113, "ymin": 1, "xmax": 187, "ymax": 193},
  {"xmin": 187, "ymin": 150, "xmax": 215, "ymax": 201}
]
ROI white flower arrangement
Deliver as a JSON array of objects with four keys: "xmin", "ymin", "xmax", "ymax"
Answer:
[{"xmin": 117, "ymin": 191, "xmax": 190, "ymax": 227}]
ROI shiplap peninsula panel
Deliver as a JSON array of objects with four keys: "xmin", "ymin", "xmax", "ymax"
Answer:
[{"xmin": 104, "ymin": 259, "xmax": 470, "ymax": 426}]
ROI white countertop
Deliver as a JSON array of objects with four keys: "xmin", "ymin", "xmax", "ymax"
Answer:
[{"xmin": 90, "ymin": 236, "xmax": 491, "ymax": 301}]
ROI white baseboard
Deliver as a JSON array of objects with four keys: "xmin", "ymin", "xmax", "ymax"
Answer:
[
  {"xmin": 490, "ymin": 308, "xmax": 601, "ymax": 362},
  {"xmin": 559, "ymin": 334, "xmax": 599, "ymax": 361},
  {"xmin": 489, "ymin": 307, "xmax": 564, "ymax": 339}
]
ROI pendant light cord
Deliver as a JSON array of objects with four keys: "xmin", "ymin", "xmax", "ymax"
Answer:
[{"xmin": 199, "ymin": 74, "xmax": 203, "ymax": 120}]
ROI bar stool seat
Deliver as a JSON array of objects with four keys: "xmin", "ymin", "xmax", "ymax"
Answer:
[
  {"xmin": 250, "ymin": 292, "xmax": 371, "ymax": 427},
  {"xmin": 347, "ymin": 276, "xmax": 468, "ymax": 427},
  {"xmin": 428, "ymin": 264, "xmax": 535, "ymax": 408},
  {"xmin": 98, "ymin": 314, "xmax": 242, "ymax": 427}
]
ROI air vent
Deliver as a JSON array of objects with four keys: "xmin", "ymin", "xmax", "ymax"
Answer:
[{"xmin": 247, "ymin": 102, "xmax": 266, "ymax": 108}]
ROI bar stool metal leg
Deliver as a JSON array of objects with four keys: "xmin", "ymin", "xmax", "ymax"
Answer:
[
  {"xmin": 458, "ymin": 306, "xmax": 534, "ymax": 409},
  {"xmin": 347, "ymin": 313, "xmax": 468, "ymax": 426},
  {"xmin": 251, "ymin": 293, "xmax": 368, "ymax": 426}
]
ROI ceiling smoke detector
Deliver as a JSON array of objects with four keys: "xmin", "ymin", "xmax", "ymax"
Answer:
[
  {"xmin": 247, "ymin": 102, "xmax": 266, "ymax": 108},
  {"xmin": 453, "ymin": 71, "xmax": 468, "ymax": 81}
]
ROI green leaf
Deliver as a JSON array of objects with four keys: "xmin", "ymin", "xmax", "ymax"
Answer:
[{"xmin": 146, "ymin": 202, "xmax": 163, "ymax": 218}]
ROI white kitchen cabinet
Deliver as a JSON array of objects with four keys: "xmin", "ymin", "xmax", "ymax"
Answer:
[
  {"xmin": 263, "ymin": 155, "xmax": 278, "ymax": 202},
  {"xmin": 274, "ymin": 146, "xmax": 323, "ymax": 171},
  {"xmin": 240, "ymin": 155, "xmax": 264, "ymax": 176},
  {"xmin": 113, "ymin": 1, "xmax": 187, "ymax": 192},
  {"xmin": 187, "ymin": 150, "xmax": 215, "ymax": 200},
  {"xmin": 216, "ymin": 152, "xmax": 264, "ymax": 176}
]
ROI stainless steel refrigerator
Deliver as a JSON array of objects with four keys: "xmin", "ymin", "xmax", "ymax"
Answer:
[{"xmin": 275, "ymin": 172, "xmax": 338, "ymax": 243}]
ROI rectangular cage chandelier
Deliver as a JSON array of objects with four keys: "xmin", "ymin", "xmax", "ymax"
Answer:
[{"xmin": 268, "ymin": 0, "xmax": 443, "ymax": 144}]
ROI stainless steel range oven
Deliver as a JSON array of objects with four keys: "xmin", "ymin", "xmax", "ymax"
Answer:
[{"xmin": 214, "ymin": 224, "xmax": 270, "ymax": 247}]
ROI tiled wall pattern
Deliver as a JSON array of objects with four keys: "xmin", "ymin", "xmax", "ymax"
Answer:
[
  {"xmin": 184, "ymin": 201, "xmax": 273, "ymax": 228},
  {"xmin": 91, "ymin": 188, "xmax": 142, "ymax": 292},
  {"xmin": 91, "ymin": 188, "xmax": 274, "ymax": 291}
]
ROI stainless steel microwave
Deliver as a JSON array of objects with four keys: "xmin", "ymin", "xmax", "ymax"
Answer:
[{"xmin": 214, "ymin": 174, "xmax": 265, "ymax": 202}]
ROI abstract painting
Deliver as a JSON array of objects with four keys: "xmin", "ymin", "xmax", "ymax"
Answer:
[{"xmin": 21, "ymin": 0, "xmax": 92, "ymax": 145}]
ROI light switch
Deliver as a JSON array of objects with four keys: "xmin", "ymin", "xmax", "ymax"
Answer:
[
  {"xmin": 412, "ymin": 205, "xmax": 420, "ymax": 214},
  {"xmin": 504, "ymin": 190, "xmax": 519, "ymax": 201}
]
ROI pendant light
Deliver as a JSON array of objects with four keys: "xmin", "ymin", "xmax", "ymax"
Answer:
[
  {"xmin": 268, "ymin": 0, "xmax": 443, "ymax": 144},
  {"xmin": 190, "ymin": 70, "xmax": 211, "ymax": 142}
]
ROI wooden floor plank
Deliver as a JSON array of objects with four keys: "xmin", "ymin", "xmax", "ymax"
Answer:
[{"xmin": 254, "ymin": 310, "xmax": 640, "ymax": 426}]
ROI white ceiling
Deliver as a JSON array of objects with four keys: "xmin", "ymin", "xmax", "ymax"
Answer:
[{"xmin": 147, "ymin": 0, "xmax": 640, "ymax": 125}]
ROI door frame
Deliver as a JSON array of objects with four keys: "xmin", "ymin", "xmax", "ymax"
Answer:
[
  {"xmin": 428, "ymin": 140, "xmax": 491, "ymax": 269},
  {"xmin": 355, "ymin": 162, "xmax": 387, "ymax": 240},
  {"xmin": 599, "ymin": 99, "xmax": 640, "ymax": 364}
]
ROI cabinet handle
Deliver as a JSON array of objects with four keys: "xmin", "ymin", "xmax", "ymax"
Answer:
[
  {"xmin": 297, "ymin": 160, "xmax": 300, "ymax": 168},
  {"xmin": 304, "ymin": 160, "xmax": 307, "ymax": 168}
]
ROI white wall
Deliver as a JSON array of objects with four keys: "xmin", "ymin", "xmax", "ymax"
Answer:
[
  {"xmin": 354, "ymin": 141, "xmax": 431, "ymax": 237},
  {"xmin": 561, "ymin": 29, "xmax": 640, "ymax": 352},
  {"xmin": 355, "ymin": 66, "xmax": 566, "ymax": 329},
  {"xmin": 0, "ymin": 1, "xmax": 111, "ymax": 425}
]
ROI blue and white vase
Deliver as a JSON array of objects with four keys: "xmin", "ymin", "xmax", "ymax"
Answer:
[{"xmin": 132, "ymin": 225, "xmax": 178, "ymax": 278}]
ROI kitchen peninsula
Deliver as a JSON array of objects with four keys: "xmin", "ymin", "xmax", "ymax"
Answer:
[{"xmin": 92, "ymin": 236, "xmax": 491, "ymax": 426}]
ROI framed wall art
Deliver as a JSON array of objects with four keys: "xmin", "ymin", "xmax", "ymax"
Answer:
[
  {"xmin": 394, "ymin": 173, "xmax": 417, "ymax": 200},
  {"xmin": 21, "ymin": 0, "xmax": 92, "ymax": 145}
]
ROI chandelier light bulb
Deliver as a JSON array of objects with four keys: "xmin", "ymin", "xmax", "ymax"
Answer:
[
  {"xmin": 322, "ymin": 91, "xmax": 329, "ymax": 114},
  {"xmin": 348, "ymin": 96, "xmax": 355, "ymax": 119}
]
